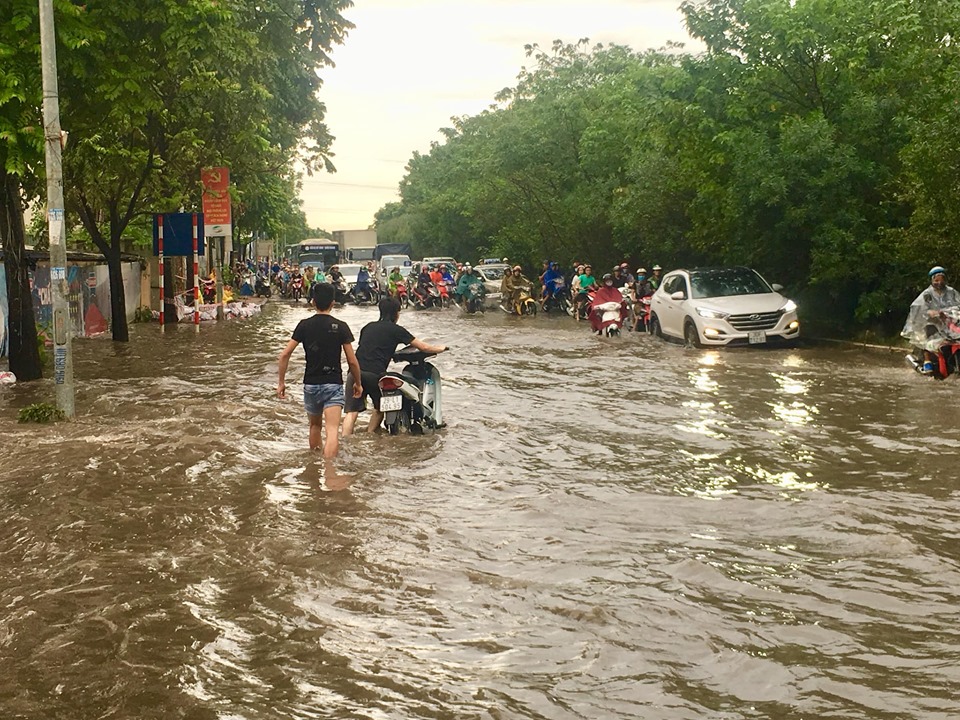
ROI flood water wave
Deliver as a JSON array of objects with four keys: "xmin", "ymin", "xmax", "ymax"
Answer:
[{"xmin": 1, "ymin": 302, "xmax": 959, "ymax": 719}]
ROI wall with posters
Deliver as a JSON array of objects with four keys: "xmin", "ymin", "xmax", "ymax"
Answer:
[{"xmin": 0, "ymin": 260, "xmax": 141, "ymax": 357}]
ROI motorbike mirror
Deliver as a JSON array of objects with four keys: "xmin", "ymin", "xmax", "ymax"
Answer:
[
  {"xmin": 670, "ymin": 291, "xmax": 685, "ymax": 301},
  {"xmin": 771, "ymin": 283, "xmax": 784, "ymax": 292}
]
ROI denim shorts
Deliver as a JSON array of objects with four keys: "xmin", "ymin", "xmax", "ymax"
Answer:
[{"xmin": 303, "ymin": 383, "xmax": 345, "ymax": 415}]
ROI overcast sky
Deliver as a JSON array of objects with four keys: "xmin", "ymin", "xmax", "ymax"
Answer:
[{"xmin": 301, "ymin": 0, "xmax": 697, "ymax": 233}]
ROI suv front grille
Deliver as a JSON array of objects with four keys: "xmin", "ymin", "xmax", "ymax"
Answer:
[{"xmin": 728, "ymin": 310, "xmax": 783, "ymax": 331}]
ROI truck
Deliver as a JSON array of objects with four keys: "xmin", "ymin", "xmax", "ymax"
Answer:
[
  {"xmin": 374, "ymin": 242, "xmax": 413, "ymax": 261},
  {"xmin": 332, "ymin": 229, "xmax": 377, "ymax": 263}
]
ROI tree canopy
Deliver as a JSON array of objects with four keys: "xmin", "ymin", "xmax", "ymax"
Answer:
[{"xmin": 375, "ymin": 0, "xmax": 960, "ymax": 335}]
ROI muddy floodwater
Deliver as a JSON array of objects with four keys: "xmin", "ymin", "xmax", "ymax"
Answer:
[{"xmin": 2, "ymin": 301, "xmax": 959, "ymax": 719}]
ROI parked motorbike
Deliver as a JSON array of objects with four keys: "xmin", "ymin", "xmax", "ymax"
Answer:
[{"xmin": 377, "ymin": 345, "xmax": 447, "ymax": 435}]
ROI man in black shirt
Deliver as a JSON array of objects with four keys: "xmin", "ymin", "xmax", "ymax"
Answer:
[
  {"xmin": 342, "ymin": 298, "xmax": 447, "ymax": 435},
  {"xmin": 277, "ymin": 283, "xmax": 362, "ymax": 458}
]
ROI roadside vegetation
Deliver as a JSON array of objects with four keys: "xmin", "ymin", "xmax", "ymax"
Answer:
[
  {"xmin": 0, "ymin": 0, "xmax": 353, "ymax": 379},
  {"xmin": 375, "ymin": 0, "xmax": 960, "ymax": 336}
]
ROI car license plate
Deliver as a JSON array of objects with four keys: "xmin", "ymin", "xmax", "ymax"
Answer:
[
  {"xmin": 748, "ymin": 330, "xmax": 767, "ymax": 344},
  {"xmin": 379, "ymin": 394, "xmax": 403, "ymax": 412}
]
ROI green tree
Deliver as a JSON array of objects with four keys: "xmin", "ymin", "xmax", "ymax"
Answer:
[
  {"xmin": 62, "ymin": 0, "xmax": 353, "ymax": 340},
  {"xmin": 0, "ymin": 0, "xmax": 85, "ymax": 380}
]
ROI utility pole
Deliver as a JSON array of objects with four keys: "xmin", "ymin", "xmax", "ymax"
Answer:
[{"xmin": 39, "ymin": 0, "xmax": 75, "ymax": 418}]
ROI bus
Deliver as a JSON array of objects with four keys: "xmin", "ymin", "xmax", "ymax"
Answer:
[{"xmin": 296, "ymin": 239, "xmax": 339, "ymax": 270}]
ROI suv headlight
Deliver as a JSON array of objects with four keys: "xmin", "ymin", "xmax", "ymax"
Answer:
[
  {"xmin": 696, "ymin": 307, "xmax": 729, "ymax": 319},
  {"xmin": 781, "ymin": 300, "xmax": 797, "ymax": 313}
]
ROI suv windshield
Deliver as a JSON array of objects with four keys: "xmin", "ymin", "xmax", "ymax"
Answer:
[
  {"xmin": 480, "ymin": 267, "xmax": 505, "ymax": 280},
  {"xmin": 689, "ymin": 268, "xmax": 772, "ymax": 299}
]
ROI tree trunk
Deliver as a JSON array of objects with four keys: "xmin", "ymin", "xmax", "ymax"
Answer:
[
  {"xmin": 0, "ymin": 171, "xmax": 42, "ymax": 380},
  {"xmin": 105, "ymin": 233, "xmax": 129, "ymax": 342}
]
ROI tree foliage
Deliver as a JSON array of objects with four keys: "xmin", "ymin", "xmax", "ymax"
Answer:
[
  {"xmin": 60, "ymin": 0, "xmax": 353, "ymax": 340},
  {"xmin": 376, "ymin": 1, "xmax": 960, "ymax": 335}
]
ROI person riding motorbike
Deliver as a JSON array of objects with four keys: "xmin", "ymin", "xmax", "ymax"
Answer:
[
  {"xmin": 456, "ymin": 264, "xmax": 485, "ymax": 309},
  {"xmin": 540, "ymin": 261, "xmax": 565, "ymax": 307},
  {"xmin": 901, "ymin": 266, "xmax": 960, "ymax": 374},
  {"xmin": 589, "ymin": 273, "xmax": 628, "ymax": 334},
  {"xmin": 303, "ymin": 265, "xmax": 317, "ymax": 292},
  {"xmin": 649, "ymin": 264, "xmax": 663, "ymax": 290},
  {"xmin": 573, "ymin": 264, "xmax": 596, "ymax": 321},
  {"xmin": 387, "ymin": 266, "xmax": 404, "ymax": 298},
  {"xmin": 414, "ymin": 265, "xmax": 436, "ymax": 306},
  {"xmin": 501, "ymin": 265, "xmax": 532, "ymax": 309},
  {"xmin": 353, "ymin": 265, "xmax": 373, "ymax": 303},
  {"xmin": 632, "ymin": 268, "xmax": 654, "ymax": 331}
]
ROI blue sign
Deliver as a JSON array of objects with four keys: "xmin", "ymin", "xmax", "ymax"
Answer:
[{"xmin": 152, "ymin": 213, "xmax": 205, "ymax": 257}]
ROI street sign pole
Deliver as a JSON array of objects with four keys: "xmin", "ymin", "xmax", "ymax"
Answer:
[{"xmin": 39, "ymin": 0, "xmax": 75, "ymax": 418}]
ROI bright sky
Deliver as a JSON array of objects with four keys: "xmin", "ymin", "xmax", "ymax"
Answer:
[{"xmin": 300, "ymin": 0, "xmax": 696, "ymax": 233}]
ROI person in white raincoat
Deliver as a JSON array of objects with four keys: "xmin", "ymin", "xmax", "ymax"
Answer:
[{"xmin": 901, "ymin": 266, "xmax": 960, "ymax": 374}]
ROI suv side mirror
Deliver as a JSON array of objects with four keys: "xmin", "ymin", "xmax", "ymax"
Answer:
[
  {"xmin": 771, "ymin": 283, "xmax": 784, "ymax": 292},
  {"xmin": 670, "ymin": 290, "xmax": 685, "ymax": 301}
]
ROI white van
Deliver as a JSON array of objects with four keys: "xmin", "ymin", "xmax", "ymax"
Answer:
[{"xmin": 379, "ymin": 255, "xmax": 413, "ymax": 280}]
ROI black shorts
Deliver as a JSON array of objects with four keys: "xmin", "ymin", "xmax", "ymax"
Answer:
[{"xmin": 344, "ymin": 370, "xmax": 383, "ymax": 413}]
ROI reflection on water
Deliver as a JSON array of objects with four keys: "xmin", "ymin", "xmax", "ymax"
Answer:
[{"xmin": 1, "ymin": 304, "xmax": 959, "ymax": 718}]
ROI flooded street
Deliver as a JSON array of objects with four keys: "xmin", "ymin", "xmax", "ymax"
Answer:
[{"xmin": 2, "ymin": 301, "xmax": 959, "ymax": 719}]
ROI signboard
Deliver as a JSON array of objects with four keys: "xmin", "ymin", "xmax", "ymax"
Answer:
[
  {"xmin": 201, "ymin": 167, "xmax": 232, "ymax": 238},
  {"xmin": 152, "ymin": 213, "xmax": 205, "ymax": 257}
]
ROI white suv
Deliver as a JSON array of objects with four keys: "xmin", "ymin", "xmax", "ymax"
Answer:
[{"xmin": 650, "ymin": 266, "xmax": 800, "ymax": 346}]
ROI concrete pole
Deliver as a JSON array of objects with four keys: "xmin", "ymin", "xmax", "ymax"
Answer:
[
  {"xmin": 192, "ymin": 214, "xmax": 199, "ymax": 332},
  {"xmin": 39, "ymin": 0, "xmax": 75, "ymax": 418},
  {"xmin": 158, "ymin": 216, "xmax": 165, "ymax": 332}
]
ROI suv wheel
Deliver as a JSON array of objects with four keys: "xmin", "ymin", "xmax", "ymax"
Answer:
[
  {"xmin": 683, "ymin": 318, "xmax": 702, "ymax": 347},
  {"xmin": 649, "ymin": 313, "xmax": 662, "ymax": 338}
]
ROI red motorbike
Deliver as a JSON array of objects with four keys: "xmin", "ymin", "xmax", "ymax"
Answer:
[
  {"xmin": 290, "ymin": 275, "xmax": 303, "ymax": 302},
  {"xmin": 394, "ymin": 282, "xmax": 410, "ymax": 308},
  {"xmin": 635, "ymin": 294, "xmax": 653, "ymax": 332}
]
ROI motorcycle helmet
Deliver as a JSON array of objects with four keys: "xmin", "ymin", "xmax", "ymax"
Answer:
[
  {"xmin": 620, "ymin": 262, "xmax": 629, "ymax": 269},
  {"xmin": 602, "ymin": 272, "xmax": 614, "ymax": 284},
  {"xmin": 636, "ymin": 267, "xmax": 647, "ymax": 275},
  {"xmin": 513, "ymin": 265, "xmax": 522, "ymax": 272},
  {"xmin": 652, "ymin": 264, "xmax": 662, "ymax": 271},
  {"xmin": 929, "ymin": 265, "xmax": 947, "ymax": 277}
]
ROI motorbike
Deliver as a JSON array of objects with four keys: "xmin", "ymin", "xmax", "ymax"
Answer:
[
  {"xmin": 377, "ymin": 345, "xmax": 446, "ymax": 435},
  {"xmin": 906, "ymin": 307, "xmax": 960, "ymax": 378},
  {"xmin": 461, "ymin": 283, "xmax": 485, "ymax": 314},
  {"xmin": 634, "ymin": 294, "xmax": 653, "ymax": 333},
  {"xmin": 254, "ymin": 275, "xmax": 272, "ymax": 298},
  {"xmin": 290, "ymin": 275, "xmax": 303, "ymax": 302},
  {"xmin": 437, "ymin": 280, "xmax": 453, "ymax": 308},
  {"xmin": 395, "ymin": 282, "xmax": 410, "ymax": 309},
  {"xmin": 619, "ymin": 286, "xmax": 633, "ymax": 329},
  {"xmin": 542, "ymin": 280, "xmax": 571, "ymax": 314},
  {"xmin": 502, "ymin": 285, "xmax": 538, "ymax": 315},
  {"xmin": 594, "ymin": 300, "xmax": 626, "ymax": 337},
  {"xmin": 412, "ymin": 283, "xmax": 442, "ymax": 310}
]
